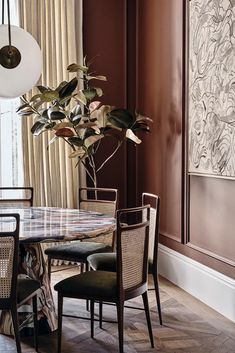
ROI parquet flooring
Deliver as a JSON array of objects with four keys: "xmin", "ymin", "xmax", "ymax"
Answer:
[{"xmin": 1, "ymin": 266, "xmax": 235, "ymax": 353}]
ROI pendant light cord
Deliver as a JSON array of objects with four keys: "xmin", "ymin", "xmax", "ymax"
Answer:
[
  {"xmin": 1, "ymin": 0, "xmax": 4, "ymax": 24},
  {"xmin": 1, "ymin": 0, "xmax": 12, "ymax": 51},
  {"xmin": 6, "ymin": 0, "xmax": 12, "ymax": 51}
]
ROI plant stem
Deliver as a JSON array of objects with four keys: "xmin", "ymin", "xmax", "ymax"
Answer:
[
  {"xmin": 96, "ymin": 141, "xmax": 122, "ymax": 173},
  {"xmin": 81, "ymin": 160, "xmax": 95, "ymax": 185},
  {"xmin": 87, "ymin": 155, "xmax": 97, "ymax": 189}
]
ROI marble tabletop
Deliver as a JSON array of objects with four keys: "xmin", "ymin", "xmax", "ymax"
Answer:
[{"xmin": 0, "ymin": 206, "xmax": 116, "ymax": 243}]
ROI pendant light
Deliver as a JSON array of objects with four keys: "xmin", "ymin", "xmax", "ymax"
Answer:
[{"xmin": 0, "ymin": 0, "xmax": 42, "ymax": 99}]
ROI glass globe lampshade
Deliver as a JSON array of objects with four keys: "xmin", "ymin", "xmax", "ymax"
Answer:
[{"xmin": 0, "ymin": 24, "xmax": 42, "ymax": 99}]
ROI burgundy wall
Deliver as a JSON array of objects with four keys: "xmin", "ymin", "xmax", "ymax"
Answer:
[
  {"xmin": 136, "ymin": 0, "xmax": 183, "ymax": 241},
  {"xmin": 135, "ymin": 0, "xmax": 235, "ymax": 279},
  {"xmin": 83, "ymin": 0, "xmax": 127, "ymax": 207},
  {"xmin": 83, "ymin": 0, "xmax": 235, "ymax": 279}
]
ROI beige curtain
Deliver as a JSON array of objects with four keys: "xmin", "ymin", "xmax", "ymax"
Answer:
[{"xmin": 19, "ymin": 0, "xmax": 85, "ymax": 208}]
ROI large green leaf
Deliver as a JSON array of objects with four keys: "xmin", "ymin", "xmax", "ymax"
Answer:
[
  {"xmin": 83, "ymin": 128, "xmax": 98, "ymax": 139},
  {"xmin": 48, "ymin": 107, "xmax": 66, "ymax": 120},
  {"xmin": 16, "ymin": 103, "xmax": 29, "ymax": 113},
  {"xmin": 67, "ymin": 136, "xmax": 84, "ymax": 147},
  {"xmin": 107, "ymin": 109, "xmax": 135, "ymax": 129},
  {"xmin": 41, "ymin": 109, "xmax": 49, "ymax": 119},
  {"xmin": 17, "ymin": 106, "xmax": 35, "ymax": 116},
  {"xmin": 67, "ymin": 63, "xmax": 88, "ymax": 73},
  {"xmin": 59, "ymin": 95, "xmax": 73, "ymax": 107},
  {"xmin": 132, "ymin": 122, "xmax": 151, "ymax": 132},
  {"xmin": 71, "ymin": 104, "xmax": 81, "ymax": 116},
  {"xmin": 84, "ymin": 134, "xmax": 104, "ymax": 148},
  {"xmin": 30, "ymin": 94, "xmax": 42, "ymax": 102},
  {"xmin": 59, "ymin": 77, "xmax": 78, "ymax": 98},
  {"xmin": 55, "ymin": 81, "xmax": 68, "ymax": 92},
  {"xmin": 71, "ymin": 114, "xmax": 82, "ymax": 124},
  {"xmin": 31, "ymin": 121, "xmax": 45, "ymax": 136},
  {"xmin": 37, "ymin": 85, "xmax": 50, "ymax": 93},
  {"xmin": 83, "ymin": 88, "xmax": 97, "ymax": 101},
  {"xmin": 42, "ymin": 90, "xmax": 59, "ymax": 102}
]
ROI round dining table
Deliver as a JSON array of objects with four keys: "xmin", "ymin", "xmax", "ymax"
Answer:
[{"xmin": 0, "ymin": 206, "xmax": 116, "ymax": 335}]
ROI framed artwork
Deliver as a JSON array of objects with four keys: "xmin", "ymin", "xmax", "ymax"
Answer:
[{"xmin": 188, "ymin": 0, "xmax": 235, "ymax": 178}]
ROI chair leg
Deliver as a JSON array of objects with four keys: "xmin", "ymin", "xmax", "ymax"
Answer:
[
  {"xmin": 57, "ymin": 294, "xmax": 63, "ymax": 353},
  {"xmin": 116, "ymin": 302, "xmax": 124, "ymax": 353},
  {"xmin": 99, "ymin": 301, "xmax": 103, "ymax": 329},
  {"xmin": 11, "ymin": 306, "xmax": 22, "ymax": 353},
  {"xmin": 85, "ymin": 262, "xmax": 90, "ymax": 311},
  {"xmin": 48, "ymin": 256, "xmax": 52, "ymax": 282},
  {"xmin": 32, "ymin": 295, "xmax": 39, "ymax": 352},
  {"xmin": 142, "ymin": 291, "xmax": 154, "ymax": 348},
  {"xmin": 90, "ymin": 300, "xmax": 95, "ymax": 338},
  {"xmin": 152, "ymin": 271, "xmax": 163, "ymax": 325}
]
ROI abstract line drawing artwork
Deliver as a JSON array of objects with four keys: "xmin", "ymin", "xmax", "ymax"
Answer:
[{"xmin": 188, "ymin": 0, "xmax": 235, "ymax": 178}]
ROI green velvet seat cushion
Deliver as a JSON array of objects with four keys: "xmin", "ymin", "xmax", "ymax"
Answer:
[
  {"xmin": 44, "ymin": 241, "xmax": 112, "ymax": 262},
  {"xmin": 87, "ymin": 252, "xmax": 155, "ymax": 274},
  {"xmin": 54, "ymin": 271, "xmax": 117, "ymax": 300},
  {"xmin": 87, "ymin": 253, "xmax": 117, "ymax": 272},
  {"xmin": 17, "ymin": 278, "xmax": 40, "ymax": 303}
]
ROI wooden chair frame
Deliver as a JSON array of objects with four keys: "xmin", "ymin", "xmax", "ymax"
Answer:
[
  {"xmin": 0, "ymin": 187, "xmax": 34, "ymax": 206},
  {"xmin": 56, "ymin": 204, "xmax": 154, "ymax": 353},
  {"xmin": 46, "ymin": 187, "xmax": 118, "ymax": 281},
  {"xmin": 142, "ymin": 192, "xmax": 162, "ymax": 325}
]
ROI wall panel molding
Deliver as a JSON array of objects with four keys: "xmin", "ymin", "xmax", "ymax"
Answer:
[{"xmin": 186, "ymin": 242, "xmax": 235, "ymax": 268}]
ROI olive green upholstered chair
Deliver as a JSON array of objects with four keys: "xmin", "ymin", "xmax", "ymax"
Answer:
[
  {"xmin": 45, "ymin": 187, "xmax": 118, "ymax": 281},
  {"xmin": 54, "ymin": 204, "xmax": 154, "ymax": 353},
  {"xmin": 0, "ymin": 214, "xmax": 40, "ymax": 353},
  {"xmin": 88, "ymin": 192, "xmax": 163, "ymax": 325}
]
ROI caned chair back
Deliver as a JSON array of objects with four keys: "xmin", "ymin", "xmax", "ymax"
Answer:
[
  {"xmin": 79, "ymin": 187, "xmax": 118, "ymax": 248},
  {"xmin": 0, "ymin": 187, "xmax": 34, "ymax": 207},
  {"xmin": 142, "ymin": 193, "xmax": 160, "ymax": 268},
  {"xmin": 0, "ymin": 214, "xmax": 19, "ymax": 306},
  {"xmin": 116, "ymin": 205, "xmax": 150, "ymax": 293}
]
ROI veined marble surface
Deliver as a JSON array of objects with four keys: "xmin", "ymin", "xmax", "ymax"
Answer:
[
  {"xmin": 0, "ymin": 206, "xmax": 116, "ymax": 336},
  {"xmin": 0, "ymin": 206, "xmax": 116, "ymax": 243}
]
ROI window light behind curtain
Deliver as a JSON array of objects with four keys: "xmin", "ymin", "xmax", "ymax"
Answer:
[
  {"xmin": 0, "ymin": 1, "xmax": 23, "ymax": 187},
  {"xmin": 19, "ymin": 0, "xmax": 84, "ymax": 208}
]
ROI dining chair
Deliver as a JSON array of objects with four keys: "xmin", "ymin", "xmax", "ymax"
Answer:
[
  {"xmin": 0, "ymin": 213, "xmax": 40, "ymax": 353},
  {"xmin": 87, "ymin": 192, "xmax": 163, "ymax": 325},
  {"xmin": 54, "ymin": 204, "xmax": 154, "ymax": 353},
  {"xmin": 45, "ymin": 187, "xmax": 118, "ymax": 281},
  {"xmin": 0, "ymin": 187, "xmax": 34, "ymax": 207}
]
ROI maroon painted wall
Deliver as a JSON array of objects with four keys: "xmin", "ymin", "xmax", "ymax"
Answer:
[
  {"xmin": 83, "ymin": 0, "xmax": 235, "ymax": 279},
  {"xmin": 135, "ymin": 0, "xmax": 235, "ymax": 279},
  {"xmin": 83, "ymin": 0, "xmax": 127, "ymax": 207},
  {"xmin": 136, "ymin": 0, "xmax": 183, "ymax": 241}
]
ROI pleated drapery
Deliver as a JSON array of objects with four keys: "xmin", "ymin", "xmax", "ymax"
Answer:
[{"xmin": 19, "ymin": 0, "xmax": 85, "ymax": 208}]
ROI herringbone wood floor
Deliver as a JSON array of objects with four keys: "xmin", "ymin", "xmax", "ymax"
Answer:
[{"xmin": 1, "ymin": 266, "xmax": 235, "ymax": 353}]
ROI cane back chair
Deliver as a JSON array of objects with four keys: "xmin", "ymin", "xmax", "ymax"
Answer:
[
  {"xmin": 45, "ymin": 187, "xmax": 118, "ymax": 280},
  {"xmin": 0, "ymin": 187, "xmax": 34, "ymax": 207},
  {"xmin": 88, "ymin": 192, "xmax": 163, "ymax": 325},
  {"xmin": 54, "ymin": 204, "xmax": 154, "ymax": 353},
  {"xmin": 0, "ymin": 214, "xmax": 40, "ymax": 353}
]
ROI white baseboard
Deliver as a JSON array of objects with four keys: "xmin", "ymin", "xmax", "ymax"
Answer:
[{"xmin": 158, "ymin": 244, "xmax": 235, "ymax": 323}]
